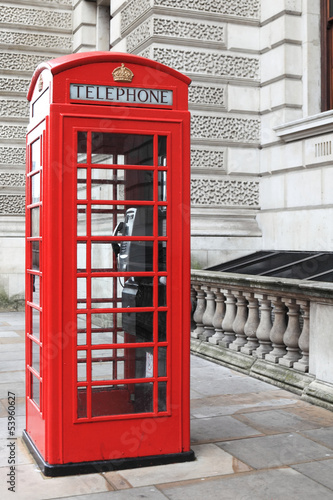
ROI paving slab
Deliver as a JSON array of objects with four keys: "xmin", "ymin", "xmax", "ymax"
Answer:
[
  {"xmin": 300, "ymin": 427, "xmax": 333, "ymax": 449},
  {"xmin": 0, "ymin": 463, "xmax": 113, "ymax": 500},
  {"xmin": 191, "ymin": 415, "xmax": 262, "ymax": 443},
  {"xmin": 50, "ymin": 486, "xmax": 168, "ymax": 500},
  {"xmin": 218, "ymin": 433, "xmax": 333, "ymax": 469},
  {"xmin": 292, "ymin": 459, "xmax": 333, "ymax": 491},
  {"xmin": 113, "ymin": 444, "xmax": 251, "ymax": 487},
  {"xmin": 158, "ymin": 468, "xmax": 333, "ymax": 500},
  {"xmin": 191, "ymin": 393, "xmax": 303, "ymax": 418},
  {"xmin": 234, "ymin": 408, "xmax": 325, "ymax": 435}
]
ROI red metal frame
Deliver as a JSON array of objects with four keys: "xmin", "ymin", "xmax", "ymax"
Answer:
[{"xmin": 25, "ymin": 52, "xmax": 192, "ymax": 473}]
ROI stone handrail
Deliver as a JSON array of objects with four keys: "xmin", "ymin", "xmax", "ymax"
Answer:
[{"xmin": 191, "ymin": 270, "xmax": 333, "ymax": 411}]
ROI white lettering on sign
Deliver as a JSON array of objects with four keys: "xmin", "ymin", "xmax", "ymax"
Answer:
[{"xmin": 70, "ymin": 84, "xmax": 173, "ymax": 106}]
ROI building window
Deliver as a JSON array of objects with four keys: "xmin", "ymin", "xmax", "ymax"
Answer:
[{"xmin": 321, "ymin": 0, "xmax": 333, "ymax": 110}]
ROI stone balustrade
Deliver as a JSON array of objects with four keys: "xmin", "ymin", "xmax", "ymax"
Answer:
[{"xmin": 191, "ymin": 269, "xmax": 333, "ymax": 411}]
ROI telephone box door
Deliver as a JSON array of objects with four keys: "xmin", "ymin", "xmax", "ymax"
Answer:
[{"xmin": 60, "ymin": 113, "xmax": 190, "ymax": 463}]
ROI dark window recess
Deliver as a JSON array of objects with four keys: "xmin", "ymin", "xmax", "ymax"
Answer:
[{"xmin": 207, "ymin": 251, "xmax": 333, "ymax": 282}]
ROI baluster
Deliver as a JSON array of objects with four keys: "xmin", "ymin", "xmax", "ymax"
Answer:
[
  {"xmin": 190, "ymin": 285, "xmax": 197, "ymax": 332},
  {"xmin": 229, "ymin": 291, "xmax": 248, "ymax": 351},
  {"xmin": 191, "ymin": 284, "xmax": 205, "ymax": 339},
  {"xmin": 293, "ymin": 300, "xmax": 310, "ymax": 372},
  {"xmin": 241, "ymin": 293, "xmax": 260, "ymax": 355},
  {"xmin": 219, "ymin": 290, "xmax": 237, "ymax": 348},
  {"xmin": 209, "ymin": 288, "xmax": 225, "ymax": 345},
  {"xmin": 265, "ymin": 296, "xmax": 287, "ymax": 363},
  {"xmin": 279, "ymin": 298, "xmax": 301, "ymax": 367},
  {"xmin": 253, "ymin": 294, "xmax": 273, "ymax": 358},
  {"xmin": 199, "ymin": 286, "xmax": 216, "ymax": 341}
]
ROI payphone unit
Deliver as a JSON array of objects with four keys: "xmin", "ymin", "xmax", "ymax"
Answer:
[{"xmin": 24, "ymin": 52, "xmax": 192, "ymax": 475}]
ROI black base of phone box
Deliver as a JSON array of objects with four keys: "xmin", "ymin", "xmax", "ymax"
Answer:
[{"xmin": 22, "ymin": 430, "xmax": 195, "ymax": 477}]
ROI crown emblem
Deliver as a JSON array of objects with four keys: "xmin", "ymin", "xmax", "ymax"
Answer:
[{"xmin": 112, "ymin": 63, "xmax": 134, "ymax": 83}]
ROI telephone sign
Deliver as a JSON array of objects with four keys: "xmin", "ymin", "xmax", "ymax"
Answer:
[
  {"xmin": 24, "ymin": 52, "xmax": 193, "ymax": 476},
  {"xmin": 70, "ymin": 84, "xmax": 173, "ymax": 105}
]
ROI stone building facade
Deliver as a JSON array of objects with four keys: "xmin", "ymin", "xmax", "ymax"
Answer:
[{"xmin": 1, "ymin": 0, "xmax": 332, "ymax": 303}]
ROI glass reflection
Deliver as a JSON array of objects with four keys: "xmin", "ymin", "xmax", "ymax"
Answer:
[
  {"xmin": 77, "ymin": 131, "xmax": 87, "ymax": 163},
  {"xmin": 91, "ymin": 382, "xmax": 153, "ymax": 416},
  {"xmin": 32, "ymin": 173, "xmax": 40, "ymax": 203},
  {"xmin": 91, "ymin": 169, "xmax": 154, "ymax": 201},
  {"xmin": 91, "ymin": 133, "xmax": 153, "ymax": 165},
  {"xmin": 31, "ymin": 139, "xmax": 41, "ymax": 171}
]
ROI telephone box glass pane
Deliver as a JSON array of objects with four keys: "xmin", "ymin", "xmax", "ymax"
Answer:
[
  {"xmin": 91, "ymin": 169, "xmax": 154, "ymax": 201},
  {"xmin": 158, "ymin": 382, "xmax": 167, "ymax": 412},
  {"xmin": 31, "ymin": 340, "xmax": 40, "ymax": 374},
  {"xmin": 31, "ymin": 374, "xmax": 40, "ymax": 407},
  {"xmin": 117, "ymin": 241, "xmax": 153, "ymax": 273},
  {"xmin": 158, "ymin": 136, "xmax": 167, "ymax": 166},
  {"xmin": 31, "ymin": 139, "xmax": 41, "ymax": 171},
  {"xmin": 91, "ymin": 133, "xmax": 153, "ymax": 165},
  {"xmin": 77, "ymin": 205, "xmax": 87, "ymax": 236},
  {"xmin": 91, "ymin": 348, "xmax": 155, "ymax": 381},
  {"xmin": 158, "ymin": 347, "xmax": 167, "ymax": 377},
  {"xmin": 77, "ymin": 351, "xmax": 87, "ymax": 381},
  {"xmin": 91, "ymin": 205, "xmax": 125, "ymax": 236},
  {"xmin": 158, "ymin": 242, "xmax": 166, "ymax": 271},
  {"xmin": 90, "ymin": 312, "xmax": 154, "ymax": 344},
  {"xmin": 77, "ymin": 314, "xmax": 87, "ymax": 345},
  {"xmin": 122, "ymin": 311, "xmax": 154, "ymax": 342},
  {"xmin": 158, "ymin": 312, "xmax": 167, "ymax": 342},
  {"xmin": 31, "ymin": 207, "xmax": 40, "ymax": 237},
  {"xmin": 158, "ymin": 171, "xmax": 167, "ymax": 201},
  {"xmin": 158, "ymin": 207, "xmax": 167, "ymax": 236},
  {"xmin": 77, "ymin": 278, "xmax": 87, "ymax": 309},
  {"xmin": 32, "ymin": 308, "xmax": 40, "ymax": 340},
  {"xmin": 32, "ymin": 173, "xmax": 40, "ymax": 203},
  {"xmin": 32, "ymin": 241, "xmax": 40, "ymax": 270},
  {"xmin": 77, "ymin": 132, "xmax": 87, "ymax": 163},
  {"xmin": 91, "ymin": 277, "xmax": 154, "ymax": 309},
  {"xmin": 77, "ymin": 242, "xmax": 86, "ymax": 272},
  {"xmin": 91, "ymin": 383, "xmax": 153, "ymax": 417},
  {"xmin": 32, "ymin": 275, "xmax": 40, "ymax": 305},
  {"xmin": 77, "ymin": 387, "xmax": 87, "ymax": 418},
  {"xmin": 92, "ymin": 242, "xmax": 115, "ymax": 272},
  {"xmin": 158, "ymin": 278, "xmax": 167, "ymax": 307},
  {"xmin": 77, "ymin": 169, "xmax": 87, "ymax": 199}
]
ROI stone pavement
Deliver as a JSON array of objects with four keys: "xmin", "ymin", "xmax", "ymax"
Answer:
[{"xmin": 1, "ymin": 311, "xmax": 333, "ymax": 499}]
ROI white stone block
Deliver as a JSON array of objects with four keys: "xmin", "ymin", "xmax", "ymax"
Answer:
[
  {"xmin": 322, "ymin": 166, "xmax": 333, "ymax": 204},
  {"xmin": 228, "ymin": 85, "xmax": 260, "ymax": 113},
  {"xmin": 227, "ymin": 147, "xmax": 260, "ymax": 175},
  {"xmin": 73, "ymin": 26, "xmax": 96, "ymax": 52},
  {"xmin": 227, "ymin": 24, "xmax": 260, "ymax": 52},
  {"xmin": 111, "ymin": 16, "xmax": 122, "ymax": 45},
  {"xmin": 73, "ymin": 0, "xmax": 96, "ymax": 31},
  {"xmin": 260, "ymin": 79, "xmax": 303, "ymax": 113},
  {"xmin": 259, "ymin": 174, "xmax": 285, "ymax": 210},
  {"xmin": 110, "ymin": 39, "xmax": 127, "ymax": 53},
  {"xmin": 111, "ymin": 0, "xmax": 128, "ymax": 16},
  {"xmin": 261, "ymin": 15, "xmax": 302, "ymax": 51},
  {"xmin": 261, "ymin": 44, "xmax": 302, "ymax": 85},
  {"xmin": 258, "ymin": 207, "xmax": 333, "ymax": 251},
  {"xmin": 285, "ymin": 169, "xmax": 321, "ymax": 208},
  {"xmin": 261, "ymin": 0, "xmax": 302, "ymax": 23}
]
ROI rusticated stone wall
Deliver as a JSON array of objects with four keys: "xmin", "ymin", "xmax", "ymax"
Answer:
[{"xmin": 0, "ymin": 0, "xmax": 73, "ymax": 301}]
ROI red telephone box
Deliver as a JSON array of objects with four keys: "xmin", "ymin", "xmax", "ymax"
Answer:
[{"xmin": 24, "ymin": 52, "xmax": 193, "ymax": 475}]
